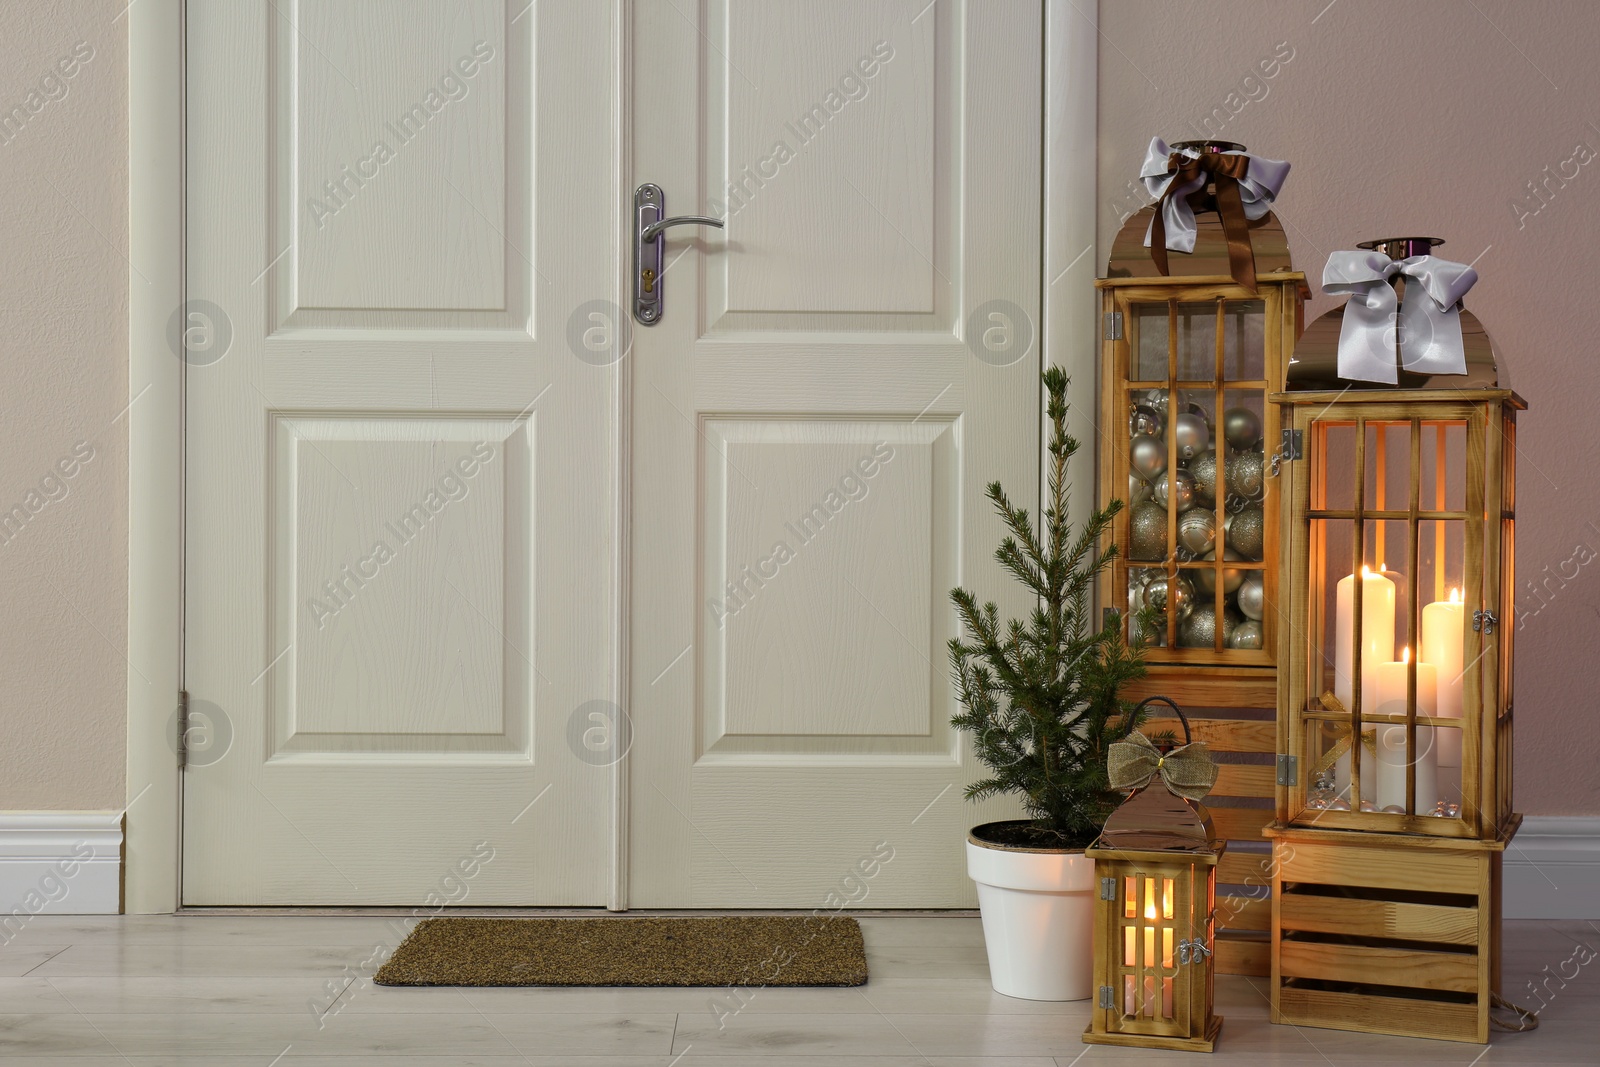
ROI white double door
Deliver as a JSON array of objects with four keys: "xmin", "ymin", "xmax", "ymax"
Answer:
[{"xmin": 184, "ymin": 0, "xmax": 1041, "ymax": 907}]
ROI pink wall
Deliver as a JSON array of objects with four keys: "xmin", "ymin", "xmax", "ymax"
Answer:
[{"xmin": 1098, "ymin": 0, "xmax": 1600, "ymax": 815}]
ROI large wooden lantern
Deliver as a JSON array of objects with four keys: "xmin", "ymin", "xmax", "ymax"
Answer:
[
  {"xmin": 1098, "ymin": 140, "xmax": 1308, "ymax": 980},
  {"xmin": 1265, "ymin": 238, "xmax": 1523, "ymax": 1043},
  {"xmin": 1085, "ymin": 700, "xmax": 1223, "ymax": 1054}
]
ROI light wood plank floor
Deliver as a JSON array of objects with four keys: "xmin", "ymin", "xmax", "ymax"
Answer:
[{"xmin": 0, "ymin": 914, "xmax": 1591, "ymax": 1063}]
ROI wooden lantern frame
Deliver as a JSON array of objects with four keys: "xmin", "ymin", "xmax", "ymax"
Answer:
[{"xmin": 1270, "ymin": 387, "xmax": 1524, "ymax": 840}]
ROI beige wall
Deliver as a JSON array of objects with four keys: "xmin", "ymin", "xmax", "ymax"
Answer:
[
  {"xmin": 1099, "ymin": 0, "xmax": 1600, "ymax": 815},
  {"xmin": 0, "ymin": 1, "xmax": 127, "ymax": 810}
]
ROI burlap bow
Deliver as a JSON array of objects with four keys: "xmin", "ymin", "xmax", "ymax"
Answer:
[
  {"xmin": 1309, "ymin": 691, "xmax": 1378, "ymax": 777},
  {"xmin": 1140, "ymin": 137, "xmax": 1290, "ymax": 294},
  {"xmin": 1107, "ymin": 732, "xmax": 1218, "ymax": 802}
]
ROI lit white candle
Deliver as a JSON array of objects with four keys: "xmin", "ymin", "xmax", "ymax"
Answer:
[
  {"xmin": 1422, "ymin": 588, "xmax": 1465, "ymax": 768},
  {"xmin": 1372, "ymin": 648, "xmax": 1438, "ymax": 813},
  {"xmin": 1335, "ymin": 566, "xmax": 1396, "ymax": 711}
]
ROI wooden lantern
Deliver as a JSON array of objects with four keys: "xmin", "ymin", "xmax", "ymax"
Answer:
[
  {"xmin": 1265, "ymin": 240, "xmax": 1523, "ymax": 1042},
  {"xmin": 1098, "ymin": 141, "xmax": 1308, "ymax": 980},
  {"xmin": 1085, "ymin": 701, "xmax": 1223, "ymax": 1054}
]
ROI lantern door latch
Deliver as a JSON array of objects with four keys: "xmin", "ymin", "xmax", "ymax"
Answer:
[
  {"xmin": 1103, "ymin": 311, "xmax": 1124, "ymax": 340},
  {"xmin": 1178, "ymin": 937, "xmax": 1212, "ymax": 965},
  {"xmin": 1275, "ymin": 754, "xmax": 1298, "ymax": 786},
  {"xmin": 633, "ymin": 183, "xmax": 725, "ymax": 325},
  {"xmin": 1473, "ymin": 609, "xmax": 1499, "ymax": 635},
  {"xmin": 1098, "ymin": 986, "xmax": 1117, "ymax": 1010}
]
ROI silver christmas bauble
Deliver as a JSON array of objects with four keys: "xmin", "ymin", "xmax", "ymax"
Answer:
[
  {"xmin": 1228, "ymin": 618, "xmax": 1264, "ymax": 650},
  {"xmin": 1173, "ymin": 412, "xmax": 1210, "ymax": 462},
  {"xmin": 1129, "ymin": 433, "xmax": 1167, "ymax": 482},
  {"xmin": 1145, "ymin": 573, "xmax": 1195, "ymax": 620},
  {"xmin": 1186, "ymin": 400, "xmax": 1215, "ymax": 433},
  {"xmin": 1176, "ymin": 507, "xmax": 1216, "ymax": 556},
  {"xmin": 1178, "ymin": 604, "xmax": 1237, "ymax": 649},
  {"xmin": 1236, "ymin": 572, "xmax": 1265, "ymax": 620},
  {"xmin": 1128, "ymin": 473, "xmax": 1153, "ymax": 507},
  {"xmin": 1225, "ymin": 450, "xmax": 1265, "ymax": 503},
  {"xmin": 1194, "ymin": 548, "xmax": 1245, "ymax": 596},
  {"xmin": 1187, "ymin": 449, "xmax": 1218, "ymax": 506},
  {"xmin": 1222, "ymin": 406, "xmax": 1262, "ymax": 451},
  {"xmin": 1153, "ymin": 469, "xmax": 1196, "ymax": 512},
  {"xmin": 1128, "ymin": 403, "xmax": 1164, "ymax": 439},
  {"xmin": 1227, "ymin": 504, "xmax": 1264, "ymax": 560},
  {"xmin": 1128, "ymin": 501, "xmax": 1169, "ymax": 561},
  {"xmin": 1138, "ymin": 388, "xmax": 1169, "ymax": 419}
]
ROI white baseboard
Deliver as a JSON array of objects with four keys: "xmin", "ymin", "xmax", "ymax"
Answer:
[
  {"xmin": 0, "ymin": 812, "xmax": 122, "ymax": 917},
  {"xmin": 1505, "ymin": 816, "xmax": 1600, "ymax": 920}
]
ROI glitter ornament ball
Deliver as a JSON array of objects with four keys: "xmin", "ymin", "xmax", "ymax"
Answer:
[
  {"xmin": 1129, "ymin": 433, "xmax": 1167, "ymax": 482},
  {"xmin": 1236, "ymin": 572, "xmax": 1265, "ymax": 620},
  {"xmin": 1179, "ymin": 604, "xmax": 1236, "ymax": 648},
  {"xmin": 1176, "ymin": 507, "xmax": 1216, "ymax": 556},
  {"xmin": 1129, "ymin": 501, "xmax": 1169, "ymax": 561},
  {"xmin": 1222, "ymin": 406, "xmax": 1262, "ymax": 450},
  {"xmin": 1187, "ymin": 449, "xmax": 1218, "ymax": 506},
  {"xmin": 1145, "ymin": 573, "xmax": 1195, "ymax": 620},
  {"xmin": 1129, "ymin": 404, "xmax": 1164, "ymax": 439},
  {"xmin": 1227, "ymin": 504, "xmax": 1264, "ymax": 560},
  {"xmin": 1153, "ymin": 469, "xmax": 1196, "ymax": 512},
  {"xmin": 1225, "ymin": 450, "xmax": 1265, "ymax": 502},
  {"xmin": 1173, "ymin": 412, "xmax": 1211, "ymax": 462},
  {"xmin": 1229, "ymin": 618, "xmax": 1264, "ymax": 649}
]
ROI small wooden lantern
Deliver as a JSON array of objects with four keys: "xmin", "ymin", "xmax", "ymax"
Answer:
[{"xmin": 1085, "ymin": 698, "xmax": 1223, "ymax": 1054}]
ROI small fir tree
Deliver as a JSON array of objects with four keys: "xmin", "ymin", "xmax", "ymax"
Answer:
[{"xmin": 949, "ymin": 367, "xmax": 1151, "ymax": 849}]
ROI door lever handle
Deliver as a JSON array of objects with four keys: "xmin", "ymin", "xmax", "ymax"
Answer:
[
  {"xmin": 633, "ymin": 183, "xmax": 724, "ymax": 325},
  {"xmin": 640, "ymin": 214, "xmax": 725, "ymax": 243}
]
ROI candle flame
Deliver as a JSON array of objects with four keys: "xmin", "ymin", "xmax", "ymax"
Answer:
[
  {"xmin": 1145, "ymin": 898, "xmax": 1159, "ymax": 921},
  {"xmin": 1361, "ymin": 565, "xmax": 1372, "ymax": 577},
  {"xmin": 1401, "ymin": 647, "xmax": 1412, "ymax": 664},
  {"xmin": 1449, "ymin": 587, "xmax": 1462, "ymax": 604}
]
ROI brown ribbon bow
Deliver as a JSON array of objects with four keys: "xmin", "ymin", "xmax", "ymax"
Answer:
[
  {"xmin": 1309, "ymin": 691, "xmax": 1378, "ymax": 778},
  {"xmin": 1149, "ymin": 151, "xmax": 1258, "ymax": 294},
  {"xmin": 1107, "ymin": 732, "xmax": 1219, "ymax": 802}
]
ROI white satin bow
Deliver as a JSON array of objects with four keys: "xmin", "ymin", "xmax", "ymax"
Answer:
[
  {"xmin": 1139, "ymin": 137, "xmax": 1291, "ymax": 255},
  {"xmin": 1322, "ymin": 251, "xmax": 1478, "ymax": 384}
]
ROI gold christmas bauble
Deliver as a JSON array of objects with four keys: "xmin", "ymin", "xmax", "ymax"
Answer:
[
  {"xmin": 1153, "ymin": 468, "xmax": 1195, "ymax": 512},
  {"xmin": 1227, "ymin": 504, "xmax": 1264, "ymax": 560},
  {"xmin": 1178, "ymin": 604, "xmax": 1238, "ymax": 648},
  {"xmin": 1176, "ymin": 507, "xmax": 1216, "ymax": 556},
  {"xmin": 1225, "ymin": 450, "xmax": 1265, "ymax": 502},
  {"xmin": 1128, "ymin": 501, "xmax": 1169, "ymax": 561},
  {"xmin": 1236, "ymin": 572, "xmax": 1265, "ymax": 619},
  {"xmin": 1228, "ymin": 618, "xmax": 1264, "ymax": 649},
  {"xmin": 1194, "ymin": 547, "xmax": 1245, "ymax": 596},
  {"xmin": 1173, "ymin": 412, "xmax": 1210, "ymax": 461},
  {"xmin": 1187, "ymin": 449, "xmax": 1218, "ymax": 505},
  {"xmin": 1129, "ymin": 433, "xmax": 1167, "ymax": 482}
]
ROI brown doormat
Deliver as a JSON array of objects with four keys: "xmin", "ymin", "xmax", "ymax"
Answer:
[{"xmin": 374, "ymin": 916, "xmax": 868, "ymax": 987}]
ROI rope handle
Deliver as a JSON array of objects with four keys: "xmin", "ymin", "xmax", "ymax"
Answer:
[
  {"xmin": 1121, "ymin": 695, "xmax": 1191, "ymax": 747},
  {"xmin": 1490, "ymin": 992, "xmax": 1539, "ymax": 1032}
]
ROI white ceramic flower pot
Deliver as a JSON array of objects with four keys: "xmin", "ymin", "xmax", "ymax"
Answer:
[{"xmin": 966, "ymin": 824, "xmax": 1096, "ymax": 1001}]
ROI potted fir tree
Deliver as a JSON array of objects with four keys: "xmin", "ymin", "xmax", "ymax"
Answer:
[{"xmin": 949, "ymin": 367, "xmax": 1149, "ymax": 1001}]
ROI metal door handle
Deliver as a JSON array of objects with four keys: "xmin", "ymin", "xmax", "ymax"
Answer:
[
  {"xmin": 634, "ymin": 183, "xmax": 724, "ymax": 325},
  {"xmin": 641, "ymin": 214, "xmax": 725, "ymax": 243}
]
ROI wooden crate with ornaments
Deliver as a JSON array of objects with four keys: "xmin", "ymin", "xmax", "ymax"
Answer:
[
  {"xmin": 1097, "ymin": 140, "xmax": 1304, "ymax": 977},
  {"xmin": 1265, "ymin": 237, "xmax": 1524, "ymax": 1043}
]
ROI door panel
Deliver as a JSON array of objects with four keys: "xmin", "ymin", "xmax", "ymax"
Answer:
[
  {"xmin": 629, "ymin": 0, "xmax": 1040, "ymax": 907},
  {"xmin": 183, "ymin": 0, "xmax": 620, "ymax": 904}
]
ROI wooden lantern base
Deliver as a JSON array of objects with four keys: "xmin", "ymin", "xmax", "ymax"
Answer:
[
  {"xmin": 1264, "ymin": 818, "xmax": 1518, "ymax": 1044},
  {"xmin": 1083, "ymin": 1014, "xmax": 1222, "ymax": 1054}
]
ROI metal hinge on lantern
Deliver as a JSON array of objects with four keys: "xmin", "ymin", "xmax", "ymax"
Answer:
[
  {"xmin": 176, "ymin": 689, "xmax": 190, "ymax": 770},
  {"xmin": 1100, "ymin": 877, "xmax": 1118, "ymax": 900},
  {"xmin": 1269, "ymin": 428, "xmax": 1302, "ymax": 477},
  {"xmin": 1276, "ymin": 753, "xmax": 1298, "ymax": 786},
  {"xmin": 1099, "ymin": 986, "xmax": 1117, "ymax": 1010},
  {"xmin": 1473, "ymin": 609, "xmax": 1499, "ymax": 635},
  {"xmin": 1103, "ymin": 311, "xmax": 1124, "ymax": 340},
  {"xmin": 1178, "ymin": 937, "xmax": 1212, "ymax": 965}
]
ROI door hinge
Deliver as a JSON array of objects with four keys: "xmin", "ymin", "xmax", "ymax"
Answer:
[
  {"xmin": 1276, "ymin": 754, "xmax": 1298, "ymax": 786},
  {"xmin": 1100, "ymin": 876, "xmax": 1118, "ymax": 901},
  {"xmin": 1473, "ymin": 609, "xmax": 1499, "ymax": 635},
  {"xmin": 1099, "ymin": 985, "xmax": 1117, "ymax": 1010},
  {"xmin": 177, "ymin": 689, "xmax": 190, "ymax": 770},
  {"xmin": 1178, "ymin": 937, "xmax": 1212, "ymax": 965},
  {"xmin": 1103, "ymin": 311, "xmax": 1124, "ymax": 340},
  {"xmin": 1270, "ymin": 428, "xmax": 1303, "ymax": 478}
]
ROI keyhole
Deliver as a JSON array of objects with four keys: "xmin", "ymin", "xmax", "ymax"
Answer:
[{"xmin": 642, "ymin": 267, "xmax": 656, "ymax": 294}]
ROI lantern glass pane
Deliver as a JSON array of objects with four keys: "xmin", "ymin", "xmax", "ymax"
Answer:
[
  {"xmin": 1163, "ymin": 975, "xmax": 1175, "ymax": 1020},
  {"xmin": 1126, "ymin": 566, "xmax": 1166, "ymax": 645},
  {"xmin": 1221, "ymin": 299, "xmax": 1265, "ymax": 380},
  {"xmin": 1314, "ymin": 421, "xmax": 1358, "ymax": 511},
  {"xmin": 1124, "ymin": 925, "xmax": 1136, "ymax": 967},
  {"xmin": 1132, "ymin": 302, "xmax": 1169, "ymax": 381},
  {"xmin": 1363, "ymin": 420, "xmax": 1411, "ymax": 513},
  {"xmin": 1420, "ymin": 419, "xmax": 1468, "ymax": 513},
  {"xmin": 1175, "ymin": 301, "xmax": 1216, "ymax": 380},
  {"xmin": 1124, "ymin": 876, "xmax": 1138, "ymax": 919}
]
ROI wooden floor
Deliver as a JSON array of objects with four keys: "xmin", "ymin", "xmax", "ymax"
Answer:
[{"xmin": 0, "ymin": 914, "xmax": 1591, "ymax": 1064}]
